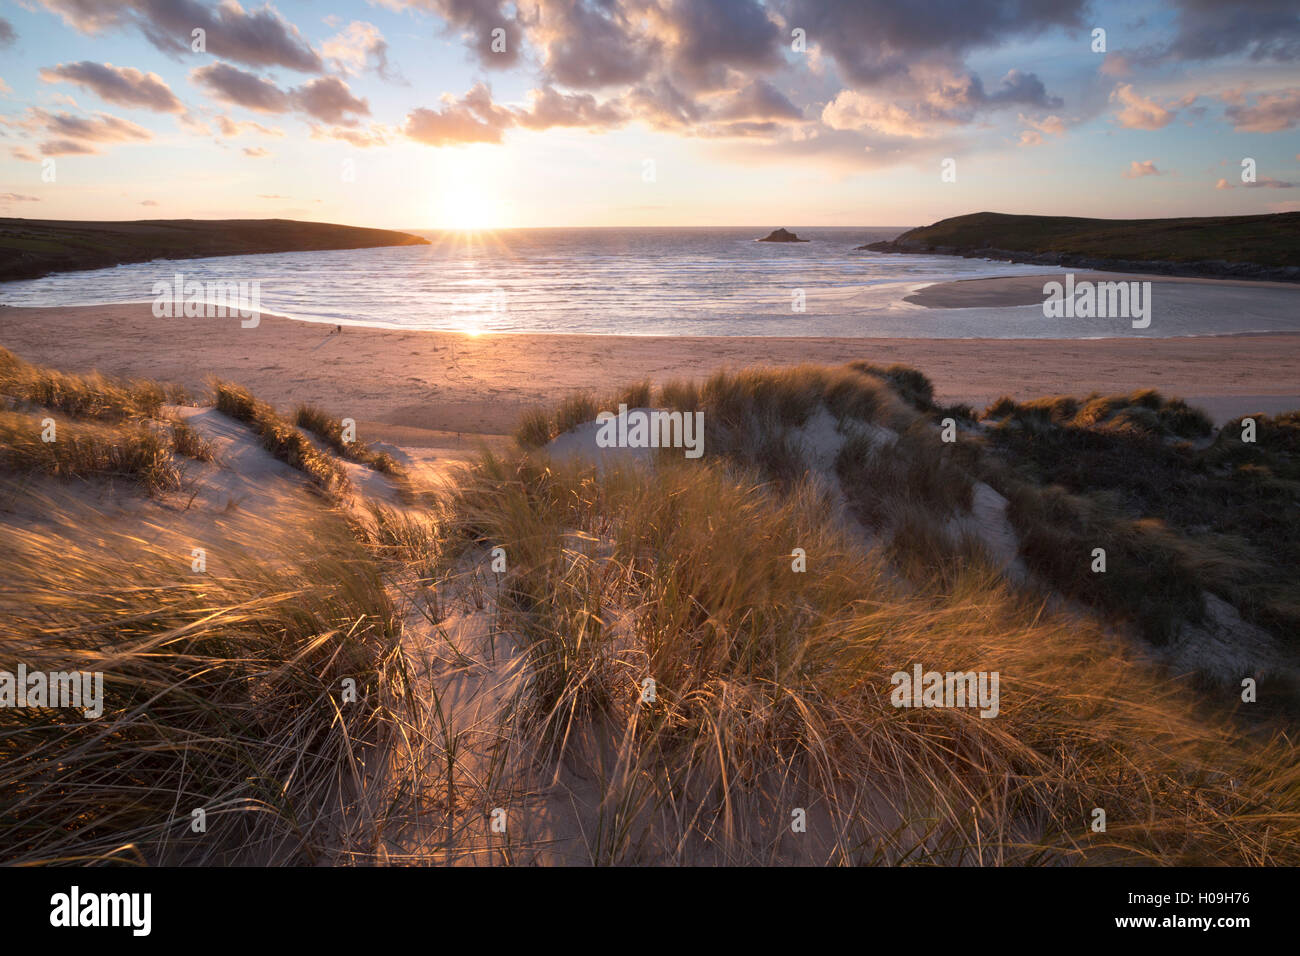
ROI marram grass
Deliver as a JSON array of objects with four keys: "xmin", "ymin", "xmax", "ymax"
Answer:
[{"xmin": 0, "ymin": 489, "xmax": 405, "ymax": 866}]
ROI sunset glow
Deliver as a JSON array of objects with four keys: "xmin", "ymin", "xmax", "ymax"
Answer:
[{"xmin": 0, "ymin": 1, "xmax": 1296, "ymax": 228}]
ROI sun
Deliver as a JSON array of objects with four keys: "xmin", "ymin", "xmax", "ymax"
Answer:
[
  {"xmin": 430, "ymin": 148, "xmax": 512, "ymax": 231},
  {"xmin": 435, "ymin": 186, "xmax": 506, "ymax": 231}
]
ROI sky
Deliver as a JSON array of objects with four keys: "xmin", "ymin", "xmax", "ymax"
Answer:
[{"xmin": 0, "ymin": 0, "xmax": 1297, "ymax": 229}]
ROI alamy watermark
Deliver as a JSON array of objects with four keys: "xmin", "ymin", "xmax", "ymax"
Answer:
[
  {"xmin": 50, "ymin": 886, "xmax": 150, "ymax": 936},
  {"xmin": 1043, "ymin": 274, "xmax": 1151, "ymax": 328},
  {"xmin": 0, "ymin": 664, "xmax": 103, "ymax": 718},
  {"xmin": 152, "ymin": 273, "xmax": 261, "ymax": 328},
  {"xmin": 595, "ymin": 405, "xmax": 705, "ymax": 459},
  {"xmin": 890, "ymin": 664, "xmax": 1000, "ymax": 718}
]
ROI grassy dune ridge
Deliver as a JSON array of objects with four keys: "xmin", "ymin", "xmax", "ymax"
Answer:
[
  {"xmin": 462, "ymin": 365, "xmax": 1300, "ymax": 863},
  {"xmin": 0, "ymin": 348, "xmax": 1297, "ymax": 865},
  {"xmin": 0, "ymin": 350, "xmax": 408, "ymax": 863}
]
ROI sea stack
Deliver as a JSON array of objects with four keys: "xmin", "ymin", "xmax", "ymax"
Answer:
[{"xmin": 757, "ymin": 228, "xmax": 808, "ymax": 242}]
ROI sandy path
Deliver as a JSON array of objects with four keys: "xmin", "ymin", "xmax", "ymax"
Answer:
[{"xmin": 2, "ymin": 303, "xmax": 1297, "ymax": 437}]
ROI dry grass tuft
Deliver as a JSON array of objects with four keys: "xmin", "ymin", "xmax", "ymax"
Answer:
[
  {"xmin": 0, "ymin": 489, "xmax": 404, "ymax": 865},
  {"xmin": 214, "ymin": 382, "xmax": 349, "ymax": 494},
  {"xmin": 0, "ymin": 345, "xmax": 186, "ymax": 420},
  {"xmin": 294, "ymin": 404, "xmax": 404, "ymax": 476},
  {"xmin": 0, "ymin": 410, "xmax": 181, "ymax": 493}
]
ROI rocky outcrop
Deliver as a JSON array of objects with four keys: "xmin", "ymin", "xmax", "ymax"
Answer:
[{"xmin": 757, "ymin": 228, "xmax": 808, "ymax": 243}]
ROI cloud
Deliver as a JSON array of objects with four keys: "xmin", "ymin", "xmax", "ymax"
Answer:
[
  {"xmin": 177, "ymin": 111, "xmax": 210, "ymax": 134},
  {"xmin": 778, "ymin": 0, "xmax": 1085, "ymax": 87},
  {"xmin": 384, "ymin": 0, "xmax": 524, "ymax": 67},
  {"xmin": 984, "ymin": 70, "xmax": 1062, "ymax": 108},
  {"xmin": 40, "ymin": 140, "xmax": 99, "ymax": 155},
  {"xmin": 622, "ymin": 78, "xmax": 706, "ymax": 129},
  {"xmin": 1224, "ymin": 88, "xmax": 1300, "ymax": 132},
  {"xmin": 290, "ymin": 75, "xmax": 370, "ymax": 125},
  {"xmin": 139, "ymin": 198, "xmax": 158, "ymax": 205},
  {"xmin": 658, "ymin": 0, "xmax": 783, "ymax": 92},
  {"xmin": 1016, "ymin": 113, "xmax": 1067, "ymax": 145},
  {"xmin": 39, "ymin": 0, "xmax": 323, "ymax": 72},
  {"xmin": 1151, "ymin": 0, "xmax": 1300, "ymax": 63},
  {"xmin": 1123, "ymin": 160, "xmax": 1162, "ymax": 178},
  {"xmin": 10, "ymin": 147, "xmax": 38, "ymax": 162},
  {"xmin": 242, "ymin": 146, "xmax": 271, "ymax": 157},
  {"xmin": 323, "ymin": 20, "xmax": 401, "ymax": 82},
  {"xmin": 397, "ymin": 81, "xmax": 653, "ymax": 146},
  {"xmin": 1212, "ymin": 172, "xmax": 1293, "ymax": 190},
  {"xmin": 192, "ymin": 62, "xmax": 289, "ymax": 112},
  {"xmin": 309, "ymin": 123, "xmax": 390, "ymax": 147},
  {"xmin": 0, "ymin": 16, "xmax": 15, "ymax": 47},
  {"xmin": 1111, "ymin": 84, "xmax": 1175, "ymax": 129},
  {"xmin": 40, "ymin": 61, "xmax": 184, "ymax": 112},
  {"xmin": 25, "ymin": 107, "xmax": 153, "ymax": 154},
  {"xmin": 822, "ymin": 68, "xmax": 1059, "ymax": 139},
  {"xmin": 514, "ymin": 86, "xmax": 626, "ymax": 130},
  {"xmin": 1099, "ymin": 53, "xmax": 1132, "ymax": 77},
  {"xmin": 191, "ymin": 62, "xmax": 369, "ymax": 125},
  {"xmin": 530, "ymin": 0, "xmax": 655, "ymax": 88},
  {"xmin": 822, "ymin": 90, "xmax": 939, "ymax": 138},
  {"xmin": 0, "ymin": 192, "xmax": 40, "ymax": 202},
  {"xmin": 1022, "ymin": 113, "xmax": 1066, "ymax": 135},
  {"xmin": 696, "ymin": 119, "xmax": 790, "ymax": 139},
  {"xmin": 314, "ymin": 0, "xmax": 1070, "ymax": 158},
  {"xmin": 403, "ymin": 83, "xmax": 515, "ymax": 145},
  {"xmin": 711, "ymin": 79, "xmax": 803, "ymax": 121},
  {"xmin": 214, "ymin": 114, "xmax": 284, "ymax": 137},
  {"xmin": 400, "ymin": 0, "xmax": 785, "ymax": 91}
]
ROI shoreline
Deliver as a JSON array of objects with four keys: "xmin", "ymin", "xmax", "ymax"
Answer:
[
  {"xmin": 9, "ymin": 296, "xmax": 1300, "ymax": 340},
  {"xmin": 2, "ymin": 303, "xmax": 1297, "ymax": 440}
]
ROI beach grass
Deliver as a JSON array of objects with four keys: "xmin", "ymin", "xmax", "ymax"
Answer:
[
  {"xmin": 214, "ymin": 381, "xmax": 350, "ymax": 494},
  {"xmin": 0, "ymin": 490, "xmax": 404, "ymax": 865},
  {"xmin": 0, "ymin": 411, "xmax": 182, "ymax": 493},
  {"xmin": 2, "ymin": 350, "xmax": 1297, "ymax": 866},
  {"xmin": 439, "ymin": 425, "xmax": 1300, "ymax": 864},
  {"xmin": 0, "ymin": 345, "xmax": 184, "ymax": 420},
  {"xmin": 294, "ymin": 404, "xmax": 403, "ymax": 475},
  {"xmin": 165, "ymin": 414, "xmax": 216, "ymax": 462}
]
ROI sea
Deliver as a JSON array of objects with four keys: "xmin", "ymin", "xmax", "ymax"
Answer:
[{"xmin": 3, "ymin": 227, "xmax": 1297, "ymax": 339}]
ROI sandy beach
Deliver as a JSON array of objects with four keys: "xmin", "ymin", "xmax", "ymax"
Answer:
[{"xmin": 2, "ymin": 302, "xmax": 1297, "ymax": 445}]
